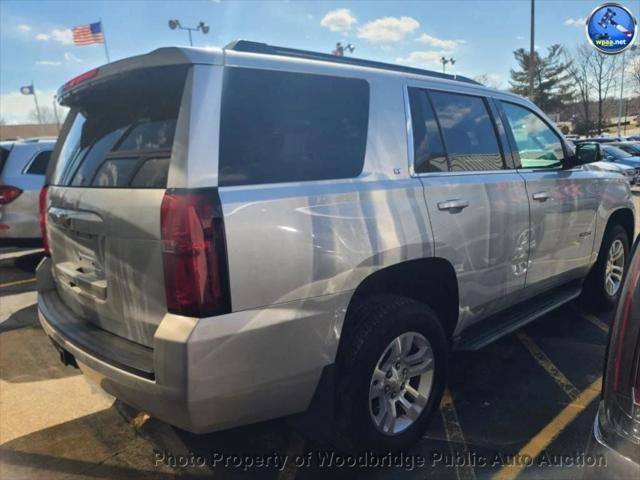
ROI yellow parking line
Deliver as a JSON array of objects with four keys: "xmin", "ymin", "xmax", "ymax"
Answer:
[
  {"xmin": 440, "ymin": 387, "xmax": 476, "ymax": 480},
  {"xmin": 581, "ymin": 312, "xmax": 609, "ymax": 333},
  {"xmin": 493, "ymin": 377, "xmax": 602, "ymax": 480},
  {"xmin": 0, "ymin": 277, "xmax": 36, "ymax": 289},
  {"xmin": 516, "ymin": 333, "xmax": 580, "ymax": 401}
]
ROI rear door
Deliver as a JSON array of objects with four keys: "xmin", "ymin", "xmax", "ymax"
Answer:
[
  {"xmin": 45, "ymin": 65, "xmax": 190, "ymax": 347},
  {"xmin": 498, "ymin": 100, "xmax": 599, "ymax": 295},
  {"xmin": 407, "ymin": 86, "xmax": 530, "ymax": 328}
]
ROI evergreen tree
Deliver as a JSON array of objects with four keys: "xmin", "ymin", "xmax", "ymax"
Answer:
[{"xmin": 509, "ymin": 44, "xmax": 574, "ymax": 113}]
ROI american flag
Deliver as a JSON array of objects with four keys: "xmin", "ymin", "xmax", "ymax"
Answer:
[{"xmin": 72, "ymin": 22, "xmax": 104, "ymax": 46}]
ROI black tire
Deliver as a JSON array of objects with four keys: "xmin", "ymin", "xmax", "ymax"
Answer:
[
  {"xmin": 583, "ymin": 224, "xmax": 629, "ymax": 311},
  {"xmin": 335, "ymin": 295, "xmax": 447, "ymax": 452}
]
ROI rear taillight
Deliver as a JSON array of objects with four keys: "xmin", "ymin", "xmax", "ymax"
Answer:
[
  {"xmin": 160, "ymin": 189, "xmax": 230, "ymax": 317},
  {"xmin": 39, "ymin": 186, "xmax": 51, "ymax": 256},
  {"xmin": 0, "ymin": 185, "xmax": 22, "ymax": 204}
]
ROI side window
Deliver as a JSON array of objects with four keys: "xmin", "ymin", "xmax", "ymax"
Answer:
[
  {"xmin": 26, "ymin": 150, "xmax": 52, "ymax": 175},
  {"xmin": 429, "ymin": 91, "xmax": 504, "ymax": 172},
  {"xmin": 500, "ymin": 102, "xmax": 564, "ymax": 169},
  {"xmin": 408, "ymin": 88, "xmax": 447, "ymax": 173},
  {"xmin": 219, "ymin": 68, "xmax": 369, "ymax": 186}
]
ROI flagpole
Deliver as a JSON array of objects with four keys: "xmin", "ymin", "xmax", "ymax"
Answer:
[
  {"xmin": 99, "ymin": 18, "xmax": 111, "ymax": 63},
  {"xmin": 32, "ymin": 82, "xmax": 43, "ymax": 123}
]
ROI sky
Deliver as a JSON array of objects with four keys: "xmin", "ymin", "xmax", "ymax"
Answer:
[{"xmin": 1, "ymin": 0, "xmax": 638, "ymax": 124}]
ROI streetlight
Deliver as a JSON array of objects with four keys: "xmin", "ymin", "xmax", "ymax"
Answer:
[
  {"xmin": 332, "ymin": 42, "xmax": 355, "ymax": 57},
  {"xmin": 441, "ymin": 57, "xmax": 455, "ymax": 73},
  {"xmin": 168, "ymin": 19, "xmax": 209, "ymax": 46}
]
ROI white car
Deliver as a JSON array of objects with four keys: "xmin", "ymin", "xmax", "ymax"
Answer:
[{"xmin": 0, "ymin": 138, "xmax": 55, "ymax": 245}]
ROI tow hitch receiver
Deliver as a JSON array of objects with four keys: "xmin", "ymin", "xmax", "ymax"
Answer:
[{"xmin": 50, "ymin": 338, "xmax": 79, "ymax": 369}]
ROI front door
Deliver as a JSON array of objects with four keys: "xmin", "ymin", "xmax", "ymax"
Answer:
[{"xmin": 498, "ymin": 100, "xmax": 599, "ymax": 295}]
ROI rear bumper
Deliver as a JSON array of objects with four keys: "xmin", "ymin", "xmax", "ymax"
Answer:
[{"xmin": 37, "ymin": 258, "xmax": 347, "ymax": 433}]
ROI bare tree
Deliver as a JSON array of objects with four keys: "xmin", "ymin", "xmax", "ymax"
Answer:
[
  {"xmin": 631, "ymin": 53, "xmax": 640, "ymax": 96},
  {"xmin": 474, "ymin": 73, "xmax": 503, "ymax": 90},
  {"xmin": 588, "ymin": 51, "xmax": 619, "ymax": 133},
  {"xmin": 565, "ymin": 45, "xmax": 593, "ymax": 133},
  {"xmin": 28, "ymin": 106, "xmax": 58, "ymax": 124}
]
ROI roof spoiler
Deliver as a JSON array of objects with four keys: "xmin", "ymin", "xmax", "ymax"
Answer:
[{"xmin": 57, "ymin": 46, "xmax": 220, "ymax": 105}]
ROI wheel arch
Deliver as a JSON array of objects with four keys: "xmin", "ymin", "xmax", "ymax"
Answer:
[
  {"xmin": 340, "ymin": 258, "xmax": 460, "ymax": 348},
  {"xmin": 605, "ymin": 208, "xmax": 635, "ymax": 246}
]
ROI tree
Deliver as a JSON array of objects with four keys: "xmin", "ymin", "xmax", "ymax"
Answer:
[
  {"xmin": 565, "ymin": 45, "xmax": 594, "ymax": 134},
  {"xmin": 474, "ymin": 73, "xmax": 503, "ymax": 90},
  {"xmin": 509, "ymin": 44, "xmax": 574, "ymax": 113},
  {"xmin": 588, "ymin": 51, "xmax": 619, "ymax": 134},
  {"xmin": 631, "ymin": 52, "xmax": 640, "ymax": 96},
  {"xmin": 28, "ymin": 106, "xmax": 61, "ymax": 125}
]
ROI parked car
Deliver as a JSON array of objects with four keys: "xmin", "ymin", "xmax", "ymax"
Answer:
[
  {"xmin": 587, "ymin": 160, "xmax": 639, "ymax": 185},
  {"xmin": 575, "ymin": 137, "xmax": 622, "ymax": 144},
  {"xmin": 0, "ymin": 138, "xmax": 55, "ymax": 245},
  {"xmin": 610, "ymin": 141, "xmax": 640, "ymax": 156},
  {"xmin": 585, "ymin": 237, "xmax": 640, "ymax": 479},
  {"xmin": 601, "ymin": 145, "xmax": 640, "ymax": 177},
  {"xmin": 37, "ymin": 41, "xmax": 636, "ymax": 450}
]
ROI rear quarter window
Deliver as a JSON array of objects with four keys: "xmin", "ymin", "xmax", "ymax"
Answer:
[{"xmin": 219, "ymin": 68, "xmax": 369, "ymax": 186}]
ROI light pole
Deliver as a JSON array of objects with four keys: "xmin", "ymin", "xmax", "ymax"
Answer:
[
  {"xmin": 617, "ymin": 45, "xmax": 638, "ymax": 137},
  {"xmin": 332, "ymin": 42, "xmax": 355, "ymax": 57},
  {"xmin": 168, "ymin": 19, "xmax": 209, "ymax": 46},
  {"xmin": 52, "ymin": 95, "xmax": 61, "ymax": 133},
  {"xmin": 529, "ymin": 0, "xmax": 535, "ymax": 100},
  {"xmin": 441, "ymin": 57, "xmax": 455, "ymax": 73}
]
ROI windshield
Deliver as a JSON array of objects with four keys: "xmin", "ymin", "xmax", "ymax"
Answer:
[
  {"xmin": 603, "ymin": 145, "xmax": 633, "ymax": 159},
  {"xmin": 617, "ymin": 144, "xmax": 640, "ymax": 155}
]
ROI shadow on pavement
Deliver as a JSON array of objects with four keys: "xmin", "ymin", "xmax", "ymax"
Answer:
[
  {"xmin": 0, "ymin": 324, "xmax": 79, "ymax": 383},
  {"xmin": 0, "ymin": 406, "xmax": 175, "ymax": 480},
  {"xmin": 0, "ymin": 304, "xmax": 39, "ymax": 333}
]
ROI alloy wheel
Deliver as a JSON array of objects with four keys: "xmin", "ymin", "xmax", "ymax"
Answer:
[
  {"xmin": 605, "ymin": 239, "xmax": 625, "ymax": 296},
  {"xmin": 368, "ymin": 331, "xmax": 434, "ymax": 435}
]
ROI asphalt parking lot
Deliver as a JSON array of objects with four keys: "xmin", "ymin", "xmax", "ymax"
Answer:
[{"xmin": 1, "ymin": 194, "xmax": 639, "ymax": 480}]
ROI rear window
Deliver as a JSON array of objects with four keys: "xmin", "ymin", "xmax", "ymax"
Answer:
[
  {"xmin": 429, "ymin": 91, "xmax": 504, "ymax": 172},
  {"xmin": 219, "ymin": 68, "xmax": 369, "ymax": 186},
  {"xmin": 25, "ymin": 150, "xmax": 52, "ymax": 175},
  {"xmin": 51, "ymin": 66, "xmax": 187, "ymax": 188}
]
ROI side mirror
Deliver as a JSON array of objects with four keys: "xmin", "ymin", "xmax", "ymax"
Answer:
[{"xmin": 573, "ymin": 142, "xmax": 602, "ymax": 167}]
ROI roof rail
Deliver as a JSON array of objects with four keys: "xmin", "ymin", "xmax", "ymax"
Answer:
[{"xmin": 224, "ymin": 40, "xmax": 481, "ymax": 86}]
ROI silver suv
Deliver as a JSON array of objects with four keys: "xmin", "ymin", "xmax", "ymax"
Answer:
[
  {"xmin": 0, "ymin": 138, "xmax": 55, "ymax": 244},
  {"xmin": 37, "ymin": 41, "xmax": 636, "ymax": 450}
]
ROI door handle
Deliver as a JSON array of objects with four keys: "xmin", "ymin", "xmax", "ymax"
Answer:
[
  {"xmin": 437, "ymin": 199, "xmax": 470, "ymax": 211},
  {"xmin": 532, "ymin": 192, "xmax": 551, "ymax": 202}
]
